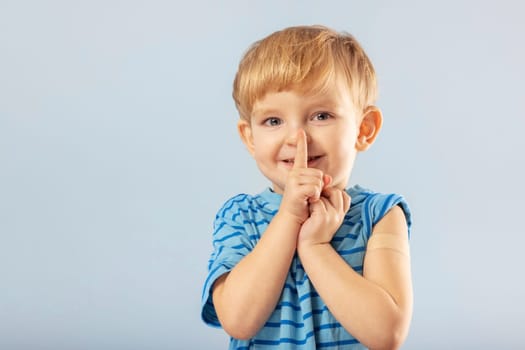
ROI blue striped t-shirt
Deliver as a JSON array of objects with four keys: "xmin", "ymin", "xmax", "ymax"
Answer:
[{"xmin": 202, "ymin": 185, "xmax": 411, "ymax": 349}]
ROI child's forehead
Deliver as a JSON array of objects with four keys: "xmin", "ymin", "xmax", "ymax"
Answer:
[
  {"xmin": 251, "ymin": 78, "xmax": 355, "ymax": 114},
  {"xmin": 262, "ymin": 76, "xmax": 352, "ymax": 102}
]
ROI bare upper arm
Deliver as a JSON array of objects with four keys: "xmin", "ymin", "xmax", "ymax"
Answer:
[{"xmin": 363, "ymin": 205, "xmax": 412, "ymax": 309}]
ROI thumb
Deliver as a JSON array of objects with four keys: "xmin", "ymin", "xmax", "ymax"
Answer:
[{"xmin": 323, "ymin": 174, "xmax": 332, "ymax": 188}]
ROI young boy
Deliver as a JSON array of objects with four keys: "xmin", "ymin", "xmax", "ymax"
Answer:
[{"xmin": 201, "ymin": 25, "xmax": 413, "ymax": 349}]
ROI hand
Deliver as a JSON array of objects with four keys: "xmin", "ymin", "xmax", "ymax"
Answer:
[
  {"xmin": 297, "ymin": 177, "xmax": 351, "ymax": 248},
  {"xmin": 279, "ymin": 129, "xmax": 324, "ymax": 225}
]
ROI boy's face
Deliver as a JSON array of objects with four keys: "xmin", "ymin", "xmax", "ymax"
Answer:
[{"xmin": 238, "ymin": 78, "xmax": 381, "ymax": 194}]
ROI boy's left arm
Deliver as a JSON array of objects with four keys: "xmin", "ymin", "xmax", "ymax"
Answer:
[{"xmin": 298, "ymin": 204, "xmax": 412, "ymax": 350}]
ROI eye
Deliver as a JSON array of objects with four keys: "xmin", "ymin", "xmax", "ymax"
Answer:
[
  {"xmin": 312, "ymin": 112, "xmax": 331, "ymax": 121},
  {"xmin": 263, "ymin": 117, "xmax": 282, "ymax": 127}
]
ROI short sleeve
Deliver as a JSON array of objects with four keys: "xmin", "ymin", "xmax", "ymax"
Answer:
[
  {"xmin": 201, "ymin": 195, "xmax": 256, "ymax": 327},
  {"xmin": 361, "ymin": 192, "xmax": 412, "ymax": 239}
]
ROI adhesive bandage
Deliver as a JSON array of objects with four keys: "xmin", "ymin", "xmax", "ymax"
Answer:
[{"xmin": 366, "ymin": 233, "xmax": 410, "ymax": 257}]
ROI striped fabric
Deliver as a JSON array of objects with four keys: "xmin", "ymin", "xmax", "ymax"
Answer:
[{"xmin": 202, "ymin": 185, "xmax": 411, "ymax": 349}]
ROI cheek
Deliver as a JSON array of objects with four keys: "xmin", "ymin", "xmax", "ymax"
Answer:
[
  {"xmin": 339, "ymin": 128, "xmax": 359, "ymax": 152},
  {"xmin": 252, "ymin": 137, "xmax": 275, "ymax": 160},
  {"xmin": 329, "ymin": 138, "xmax": 357, "ymax": 171},
  {"xmin": 329, "ymin": 134, "xmax": 354, "ymax": 154}
]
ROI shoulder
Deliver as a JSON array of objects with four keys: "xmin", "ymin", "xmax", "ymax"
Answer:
[
  {"xmin": 347, "ymin": 185, "xmax": 412, "ymax": 238},
  {"xmin": 216, "ymin": 193, "xmax": 252, "ymax": 218},
  {"xmin": 373, "ymin": 205, "xmax": 409, "ymax": 237},
  {"xmin": 215, "ymin": 191, "xmax": 277, "ymax": 225}
]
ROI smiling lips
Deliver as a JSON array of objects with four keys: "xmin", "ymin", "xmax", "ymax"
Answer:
[{"xmin": 282, "ymin": 155, "xmax": 323, "ymax": 166}]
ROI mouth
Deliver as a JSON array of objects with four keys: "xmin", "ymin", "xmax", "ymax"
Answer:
[{"xmin": 282, "ymin": 155, "xmax": 323, "ymax": 166}]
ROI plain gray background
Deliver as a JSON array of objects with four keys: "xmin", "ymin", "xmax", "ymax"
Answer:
[{"xmin": 1, "ymin": 0, "xmax": 524, "ymax": 349}]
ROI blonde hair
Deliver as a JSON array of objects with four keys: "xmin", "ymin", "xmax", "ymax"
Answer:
[{"xmin": 233, "ymin": 25, "xmax": 378, "ymax": 121}]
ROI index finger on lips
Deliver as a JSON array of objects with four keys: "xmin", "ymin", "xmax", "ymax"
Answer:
[{"xmin": 294, "ymin": 129, "xmax": 308, "ymax": 169}]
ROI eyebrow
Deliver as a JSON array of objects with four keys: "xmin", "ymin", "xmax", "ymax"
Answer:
[
  {"xmin": 251, "ymin": 106, "xmax": 282, "ymax": 118},
  {"xmin": 251, "ymin": 91, "xmax": 345, "ymax": 118}
]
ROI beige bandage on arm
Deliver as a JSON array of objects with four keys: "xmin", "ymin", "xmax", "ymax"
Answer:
[{"xmin": 366, "ymin": 233, "xmax": 410, "ymax": 257}]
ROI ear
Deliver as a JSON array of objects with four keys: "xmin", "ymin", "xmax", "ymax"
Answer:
[
  {"xmin": 355, "ymin": 106, "xmax": 383, "ymax": 151},
  {"xmin": 237, "ymin": 119, "xmax": 255, "ymax": 156}
]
